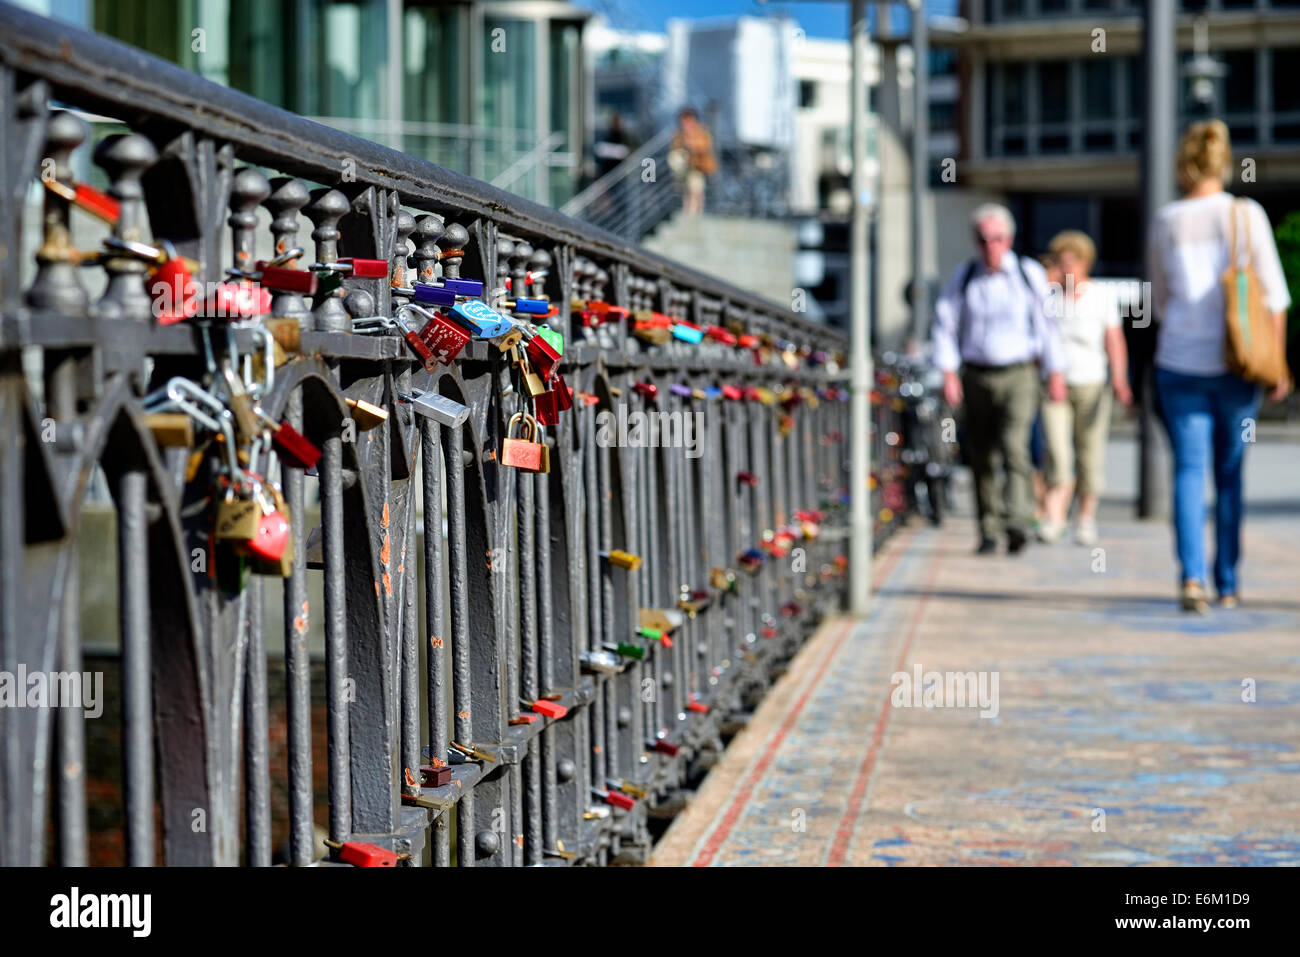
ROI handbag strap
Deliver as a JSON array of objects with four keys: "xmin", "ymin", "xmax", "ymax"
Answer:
[{"xmin": 1230, "ymin": 197, "xmax": 1252, "ymax": 270}]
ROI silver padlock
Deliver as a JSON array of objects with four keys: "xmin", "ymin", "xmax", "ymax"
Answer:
[
  {"xmin": 403, "ymin": 389, "xmax": 469, "ymax": 428},
  {"xmin": 579, "ymin": 649, "xmax": 623, "ymax": 676}
]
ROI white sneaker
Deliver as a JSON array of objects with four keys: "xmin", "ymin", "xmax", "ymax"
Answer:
[
  {"xmin": 1075, "ymin": 518, "xmax": 1098, "ymax": 546},
  {"xmin": 1036, "ymin": 520, "xmax": 1064, "ymax": 544}
]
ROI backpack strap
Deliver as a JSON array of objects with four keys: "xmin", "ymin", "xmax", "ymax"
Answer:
[{"xmin": 958, "ymin": 256, "xmax": 1036, "ymax": 355}]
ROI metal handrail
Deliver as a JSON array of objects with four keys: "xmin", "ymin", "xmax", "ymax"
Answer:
[{"xmin": 0, "ymin": 3, "xmax": 894, "ymax": 870}]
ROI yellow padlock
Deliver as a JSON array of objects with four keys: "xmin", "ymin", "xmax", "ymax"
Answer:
[{"xmin": 605, "ymin": 549, "xmax": 641, "ymax": 571}]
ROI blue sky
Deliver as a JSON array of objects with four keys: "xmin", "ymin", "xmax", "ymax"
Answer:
[{"xmin": 574, "ymin": 1, "xmax": 960, "ymax": 41}]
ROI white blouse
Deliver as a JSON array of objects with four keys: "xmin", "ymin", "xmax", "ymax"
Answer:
[{"xmin": 1147, "ymin": 192, "xmax": 1291, "ymax": 377}]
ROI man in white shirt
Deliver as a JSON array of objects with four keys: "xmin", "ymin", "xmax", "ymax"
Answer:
[{"xmin": 932, "ymin": 204, "xmax": 1067, "ymax": 554}]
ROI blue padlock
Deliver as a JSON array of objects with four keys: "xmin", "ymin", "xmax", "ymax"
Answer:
[
  {"xmin": 504, "ymin": 297, "xmax": 549, "ymax": 315},
  {"xmin": 442, "ymin": 278, "xmax": 484, "ymax": 299},
  {"xmin": 450, "ymin": 299, "xmax": 513, "ymax": 339},
  {"xmin": 412, "ymin": 283, "xmax": 457, "ymax": 308},
  {"xmin": 672, "ymin": 323, "xmax": 704, "ymax": 344},
  {"xmin": 704, "ymin": 386, "xmax": 723, "ymax": 401}
]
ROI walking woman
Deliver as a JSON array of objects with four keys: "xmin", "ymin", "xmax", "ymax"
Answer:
[
  {"xmin": 1147, "ymin": 120, "xmax": 1292, "ymax": 612},
  {"xmin": 1038, "ymin": 231, "xmax": 1132, "ymax": 546}
]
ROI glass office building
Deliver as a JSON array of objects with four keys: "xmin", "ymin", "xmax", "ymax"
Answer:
[{"xmin": 19, "ymin": 0, "xmax": 589, "ymax": 207}]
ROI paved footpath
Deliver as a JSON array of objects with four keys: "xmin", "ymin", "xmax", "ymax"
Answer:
[{"xmin": 653, "ymin": 443, "xmax": 1300, "ymax": 866}]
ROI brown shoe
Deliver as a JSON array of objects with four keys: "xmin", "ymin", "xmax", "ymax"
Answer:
[
  {"xmin": 1181, "ymin": 580, "xmax": 1209, "ymax": 614},
  {"xmin": 1218, "ymin": 594, "xmax": 1239, "ymax": 609}
]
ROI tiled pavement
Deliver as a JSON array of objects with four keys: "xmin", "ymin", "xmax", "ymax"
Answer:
[{"xmin": 652, "ymin": 445, "xmax": 1300, "ymax": 867}]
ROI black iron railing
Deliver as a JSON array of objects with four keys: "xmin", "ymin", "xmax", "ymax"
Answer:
[{"xmin": 0, "ymin": 4, "xmax": 904, "ymax": 866}]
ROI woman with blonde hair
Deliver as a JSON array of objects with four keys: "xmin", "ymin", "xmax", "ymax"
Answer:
[
  {"xmin": 1148, "ymin": 120, "xmax": 1292, "ymax": 612},
  {"xmin": 1038, "ymin": 230, "xmax": 1132, "ymax": 545}
]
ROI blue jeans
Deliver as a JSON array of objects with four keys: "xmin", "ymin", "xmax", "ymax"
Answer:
[{"xmin": 1155, "ymin": 367, "xmax": 1261, "ymax": 595}]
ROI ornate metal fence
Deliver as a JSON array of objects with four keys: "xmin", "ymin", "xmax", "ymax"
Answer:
[{"xmin": 0, "ymin": 5, "xmax": 901, "ymax": 866}]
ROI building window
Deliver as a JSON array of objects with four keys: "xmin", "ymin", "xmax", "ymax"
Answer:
[
  {"xmin": 929, "ymin": 48, "xmax": 957, "ymax": 77},
  {"xmin": 1039, "ymin": 61, "xmax": 1069, "ymax": 125},
  {"xmin": 1274, "ymin": 46, "xmax": 1300, "ymax": 141},
  {"xmin": 929, "ymin": 100, "xmax": 957, "ymax": 133},
  {"xmin": 1083, "ymin": 59, "xmax": 1113, "ymax": 121},
  {"xmin": 799, "ymin": 80, "xmax": 817, "ymax": 109}
]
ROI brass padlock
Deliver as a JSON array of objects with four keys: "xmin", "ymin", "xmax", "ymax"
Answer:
[
  {"xmin": 214, "ymin": 487, "xmax": 262, "ymax": 541},
  {"xmin": 264, "ymin": 317, "xmax": 302, "ymax": 356},
  {"xmin": 144, "ymin": 412, "xmax": 194, "ymax": 448},
  {"xmin": 346, "ymin": 397, "xmax": 388, "ymax": 431},
  {"xmin": 604, "ymin": 549, "xmax": 641, "ymax": 571}
]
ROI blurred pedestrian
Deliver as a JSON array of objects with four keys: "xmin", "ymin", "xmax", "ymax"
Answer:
[
  {"xmin": 933, "ymin": 204, "xmax": 1067, "ymax": 555},
  {"xmin": 1038, "ymin": 230, "xmax": 1133, "ymax": 546},
  {"xmin": 668, "ymin": 108, "xmax": 716, "ymax": 217},
  {"xmin": 594, "ymin": 113, "xmax": 633, "ymax": 179},
  {"xmin": 1148, "ymin": 119, "xmax": 1292, "ymax": 612}
]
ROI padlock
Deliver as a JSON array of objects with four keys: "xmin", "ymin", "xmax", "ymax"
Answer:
[
  {"xmin": 632, "ymin": 381, "xmax": 658, "ymax": 400},
  {"xmin": 607, "ymin": 778, "xmax": 649, "ymax": 800},
  {"xmin": 144, "ymin": 412, "xmax": 194, "ymax": 448},
  {"xmin": 412, "ymin": 305, "xmax": 471, "ymax": 368},
  {"xmin": 449, "ymin": 299, "xmax": 513, "ymax": 340},
  {"xmin": 500, "ymin": 412, "xmax": 550, "ymax": 473},
  {"xmin": 491, "ymin": 319, "xmax": 526, "ymax": 353},
  {"xmin": 738, "ymin": 334, "xmax": 759, "ymax": 349},
  {"xmin": 43, "ymin": 177, "xmax": 120, "ymax": 224},
  {"xmin": 535, "ymin": 324, "xmax": 564, "ymax": 356},
  {"xmin": 331, "ymin": 257, "xmax": 389, "ymax": 278},
  {"xmin": 440, "ymin": 278, "xmax": 484, "ymax": 298},
  {"xmin": 647, "ymin": 738, "xmax": 680, "ymax": 757},
  {"xmin": 346, "ymin": 397, "xmax": 388, "ymax": 431},
  {"xmin": 670, "ymin": 383, "xmax": 693, "ymax": 398},
  {"xmin": 737, "ymin": 470, "xmax": 760, "ymax": 487},
  {"xmin": 501, "ymin": 297, "xmax": 549, "ymax": 315},
  {"xmin": 323, "ymin": 839, "xmax": 399, "ymax": 867},
  {"xmin": 255, "ymin": 262, "xmax": 319, "ymax": 295},
  {"xmin": 639, "ymin": 608, "xmax": 679, "ymax": 635},
  {"xmin": 242, "ymin": 485, "xmax": 290, "ymax": 563},
  {"xmin": 526, "ymin": 698, "xmax": 568, "ymax": 720},
  {"xmin": 420, "ymin": 764, "xmax": 453, "ymax": 788},
  {"xmin": 249, "ymin": 482, "xmax": 295, "ymax": 576},
  {"xmin": 207, "ymin": 281, "xmax": 272, "ymax": 319},
  {"xmin": 686, "ymin": 696, "xmax": 710, "ymax": 714},
  {"xmin": 406, "ymin": 390, "xmax": 469, "ymax": 428},
  {"xmin": 592, "ymin": 787, "xmax": 635, "ymax": 811},
  {"xmin": 448, "ymin": 741, "xmax": 496, "ymax": 764},
  {"xmin": 517, "ymin": 350, "xmax": 547, "ymax": 398},
  {"xmin": 580, "ymin": 649, "xmax": 623, "ymax": 675},
  {"xmin": 257, "ymin": 411, "xmax": 320, "ymax": 470},
  {"xmin": 525, "ymin": 333, "xmax": 562, "ymax": 380},
  {"xmin": 410, "ymin": 283, "xmax": 457, "ymax": 309},
  {"xmin": 151, "ymin": 253, "xmax": 200, "ymax": 324},
  {"xmin": 608, "ymin": 642, "xmax": 644, "ymax": 660},
  {"xmin": 671, "ymin": 322, "xmax": 704, "ymax": 344},
  {"xmin": 721, "ymin": 384, "xmax": 744, "ymax": 401},
  {"xmin": 706, "ymin": 325, "xmax": 738, "ymax": 346},
  {"xmin": 215, "ymin": 486, "xmax": 263, "ymax": 542},
  {"xmin": 533, "ymin": 375, "xmax": 573, "ymax": 427},
  {"xmin": 602, "ymin": 549, "xmax": 641, "ymax": 571}
]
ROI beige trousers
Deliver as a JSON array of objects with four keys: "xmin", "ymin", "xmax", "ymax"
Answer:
[{"xmin": 1042, "ymin": 382, "xmax": 1112, "ymax": 498}]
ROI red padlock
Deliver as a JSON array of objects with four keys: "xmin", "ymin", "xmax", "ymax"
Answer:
[
  {"xmin": 337, "ymin": 257, "xmax": 389, "ymax": 279},
  {"xmin": 526, "ymin": 334, "xmax": 562, "ymax": 379},
  {"xmin": 400, "ymin": 326, "xmax": 439, "ymax": 371},
  {"xmin": 335, "ymin": 841, "xmax": 398, "ymax": 867},
  {"xmin": 738, "ymin": 334, "xmax": 759, "ymax": 349},
  {"xmin": 419, "ymin": 310, "xmax": 471, "ymax": 367},
  {"xmin": 529, "ymin": 699, "xmax": 568, "ymax": 720},
  {"xmin": 721, "ymin": 384, "xmax": 744, "ymax": 401},
  {"xmin": 206, "ymin": 282, "xmax": 272, "ymax": 318},
  {"xmin": 243, "ymin": 510, "xmax": 290, "ymax": 562},
  {"xmin": 706, "ymin": 325, "xmax": 737, "ymax": 346},
  {"xmin": 648, "ymin": 739, "xmax": 680, "ymax": 756},
  {"xmin": 151, "ymin": 257, "xmax": 201, "ymax": 325},
  {"xmin": 737, "ymin": 470, "xmax": 760, "ymax": 487},
  {"xmin": 598, "ymin": 788, "xmax": 635, "ymax": 811},
  {"xmin": 420, "ymin": 764, "xmax": 452, "ymax": 788},
  {"xmin": 268, "ymin": 421, "xmax": 321, "ymax": 470},
  {"xmin": 686, "ymin": 698, "xmax": 710, "ymax": 714},
  {"xmin": 632, "ymin": 381, "xmax": 658, "ymax": 400},
  {"xmin": 256, "ymin": 263, "xmax": 318, "ymax": 295}
]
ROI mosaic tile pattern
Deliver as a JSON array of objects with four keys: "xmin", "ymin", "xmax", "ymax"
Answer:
[{"xmin": 653, "ymin": 505, "xmax": 1300, "ymax": 867}]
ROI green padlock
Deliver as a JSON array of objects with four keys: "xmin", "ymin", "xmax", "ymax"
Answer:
[{"xmin": 537, "ymin": 324, "xmax": 564, "ymax": 356}]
